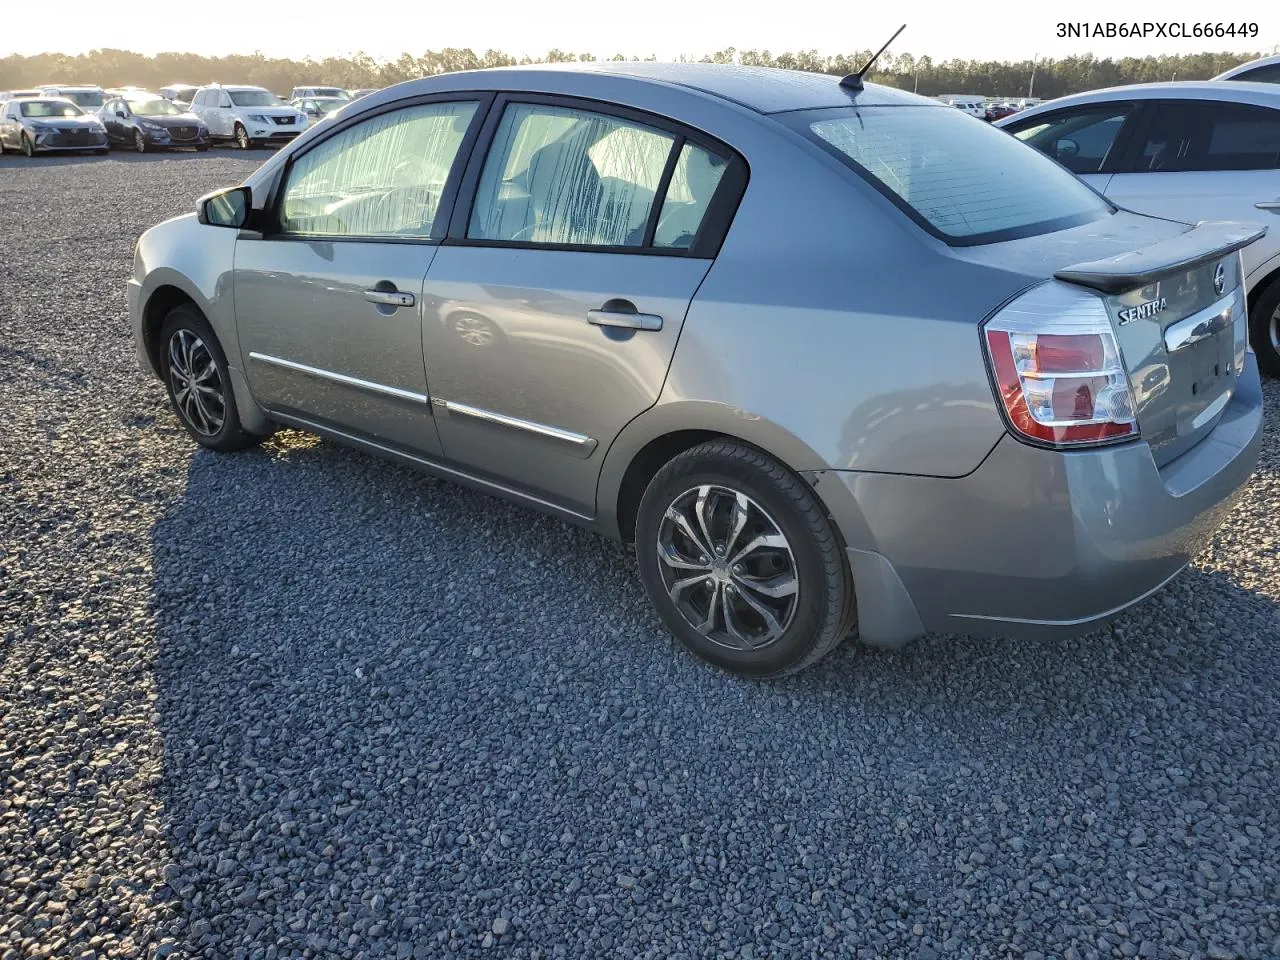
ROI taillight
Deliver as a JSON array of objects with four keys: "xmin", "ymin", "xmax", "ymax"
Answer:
[{"xmin": 982, "ymin": 281, "xmax": 1138, "ymax": 447}]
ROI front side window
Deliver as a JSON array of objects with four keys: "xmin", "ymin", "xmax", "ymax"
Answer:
[
  {"xmin": 799, "ymin": 105, "xmax": 1112, "ymax": 244},
  {"xmin": 653, "ymin": 143, "xmax": 728, "ymax": 249},
  {"xmin": 1006, "ymin": 105, "xmax": 1133, "ymax": 173},
  {"xmin": 1134, "ymin": 100, "xmax": 1280, "ymax": 172},
  {"xmin": 468, "ymin": 103, "xmax": 675, "ymax": 247},
  {"xmin": 1231, "ymin": 64, "xmax": 1280, "ymax": 84},
  {"xmin": 280, "ymin": 100, "xmax": 478, "ymax": 239}
]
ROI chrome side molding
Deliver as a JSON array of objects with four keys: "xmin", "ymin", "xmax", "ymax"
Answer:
[
  {"xmin": 247, "ymin": 352, "xmax": 428, "ymax": 404},
  {"xmin": 438, "ymin": 399, "xmax": 598, "ymax": 455}
]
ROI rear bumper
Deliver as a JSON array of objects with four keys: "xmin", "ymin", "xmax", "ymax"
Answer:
[{"xmin": 813, "ymin": 355, "xmax": 1264, "ymax": 645}]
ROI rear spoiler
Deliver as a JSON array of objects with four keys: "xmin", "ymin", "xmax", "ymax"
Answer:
[{"xmin": 1054, "ymin": 220, "xmax": 1267, "ymax": 294}]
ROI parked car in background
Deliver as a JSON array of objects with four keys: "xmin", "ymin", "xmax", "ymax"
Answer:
[
  {"xmin": 188, "ymin": 84, "xmax": 306, "ymax": 149},
  {"xmin": 0, "ymin": 89, "xmax": 42, "ymax": 102},
  {"xmin": 130, "ymin": 63, "xmax": 1264, "ymax": 677},
  {"xmin": 998, "ymin": 81, "xmax": 1280, "ymax": 374},
  {"xmin": 38, "ymin": 84, "xmax": 106, "ymax": 111},
  {"xmin": 291, "ymin": 96, "xmax": 347, "ymax": 126},
  {"xmin": 984, "ymin": 102, "xmax": 1018, "ymax": 121},
  {"xmin": 0, "ymin": 97, "xmax": 108, "ymax": 156},
  {"xmin": 349, "ymin": 88, "xmax": 378, "ymax": 99},
  {"xmin": 159, "ymin": 84, "xmax": 200, "ymax": 106},
  {"xmin": 938, "ymin": 94, "xmax": 986, "ymax": 117},
  {"xmin": 290, "ymin": 85, "xmax": 350, "ymax": 101},
  {"xmin": 101, "ymin": 93, "xmax": 209, "ymax": 152},
  {"xmin": 1214, "ymin": 54, "xmax": 1280, "ymax": 84}
]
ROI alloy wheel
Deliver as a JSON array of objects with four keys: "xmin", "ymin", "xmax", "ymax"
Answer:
[
  {"xmin": 453, "ymin": 314, "xmax": 495, "ymax": 347},
  {"xmin": 1271, "ymin": 302, "xmax": 1280, "ymax": 355},
  {"xmin": 21, "ymin": 134, "xmax": 33, "ymax": 157},
  {"xmin": 134, "ymin": 129, "xmax": 146, "ymax": 153},
  {"xmin": 655, "ymin": 484, "xmax": 799, "ymax": 651},
  {"xmin": 167, "ymin": 329, "xmax": 225, "ymax": 436},
  {"xmin": 236, "ymin": 125, "xmax": 249, "ymax": 149}
]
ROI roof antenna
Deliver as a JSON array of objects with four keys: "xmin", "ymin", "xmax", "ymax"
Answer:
[{"xmin": 839, "ymin": 24, "xmax": 906, "ymax": 91}]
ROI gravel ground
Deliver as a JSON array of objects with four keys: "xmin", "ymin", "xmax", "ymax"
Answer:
[{"xmin": 1, "ymin": 151, "xmax": 1279, "ymax": 960}]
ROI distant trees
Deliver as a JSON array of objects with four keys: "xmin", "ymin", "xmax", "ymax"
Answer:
[{"xmin": 0, "ymin": 46, "xmax": 1264, "ymax": 99}]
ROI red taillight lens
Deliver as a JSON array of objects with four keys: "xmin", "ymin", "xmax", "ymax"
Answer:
[{"xmin": 983, "ymin": 284, "xmax": 1138, "ymax": 447}]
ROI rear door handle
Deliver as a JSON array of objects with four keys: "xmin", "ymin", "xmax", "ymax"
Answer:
[
  {"xmin": 587, "ymin": 308, "xmax": 663, "ymax": 331},
  {"xmin": 1255, "ymin": 200, "xmax": 1280, "ymax": 211},
  {"xmin": 364, "ymin": 288, "xmax": 415, "ymax": 308}
]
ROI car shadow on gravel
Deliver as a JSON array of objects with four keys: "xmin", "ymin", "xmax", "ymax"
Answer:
[{"xmin": 147, "ymin": 431, "xmax": 1280, "ymax": 956}]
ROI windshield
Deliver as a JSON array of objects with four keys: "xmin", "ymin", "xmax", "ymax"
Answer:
[
  {"xmin": 21, "ymin": 100, "xmax": 84, "ymax": 118},
  {"xmin": 128, "ymin": 98, "xmax": 185, "ymax": 116},
  {"xmin": 62, "ymin": 90, "xmax": 104, "ymax": 108},
  {"xmin": 314, "ymin": 88, "xmax": 349, "ymax": 99},
  {"xmin": 312, "ymin": 98, "xmax": 345, "ymax": 112},
  {"xmin": 795, "ymin": 105, "xmax": 1111, "ymax": 245},
  {"xmin": 229, "ymin": 90, "xmax": 279, "ymax": 107},
  {"xmin": 166, "ymin": 87, "xmax": 197, "ymax": 100}
]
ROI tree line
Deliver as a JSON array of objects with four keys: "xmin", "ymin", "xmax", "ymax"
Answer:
[{"xmin": 0, "ymin": 46, "xmax": 1265, "ymax": 100}]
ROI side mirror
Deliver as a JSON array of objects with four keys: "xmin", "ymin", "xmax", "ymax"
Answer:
[
  {"xmin": 197, "ymin": 185, "xmax": 252, "ymax": 229},
  {"xmin": 1055, "ymin": 138, "xmax": 1080, "ymax": 160},
  {"xmin": 115, "ymin": 109, "xmax": 127, "ymax": 118}
]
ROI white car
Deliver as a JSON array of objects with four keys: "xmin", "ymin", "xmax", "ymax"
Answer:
[
  {"xmin": 937, "ymin": 94, "xmax": 986, "ymax": 118},
  {"xmin": 188, "ymin": 84, "xmax": 307, "ymax": 149},
  {"xmin": 997, "ymin": 81, "xmax": 1280, "ymax": 374},
  {"xmin": 1214, "ymin": 54, "xmax": 1280, "ymax": 84},
  {"xmin": 38, "ymin": 84, "xmax": 106, "ymax": 112},
  {"xmin": 289, "ymin": 85, "xmax": 350, "ymax": 101}
]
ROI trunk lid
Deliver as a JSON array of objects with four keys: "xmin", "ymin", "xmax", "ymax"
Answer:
[
  {"xmin": 1054, "ymin": 220, "xmax": 1263, "ymax": 465},
  {"xmin": 957, "ymin": 214, "xmax": 1265, "ymax": 464}
]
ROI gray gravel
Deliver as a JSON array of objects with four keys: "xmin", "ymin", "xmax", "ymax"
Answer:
[{"xmin": 2, "ymin": 150, "xmax": 1280, "ymax": 960}]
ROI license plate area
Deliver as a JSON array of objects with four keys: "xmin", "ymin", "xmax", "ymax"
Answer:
[{"xmin": 1170, "ymin": 332, "xmax": 1234, "ymax": 436}]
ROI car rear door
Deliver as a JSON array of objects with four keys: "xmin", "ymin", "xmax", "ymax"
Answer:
[
  {"xmin": 419, "ymin": 95, "xmax": 747, "ymax": 517},
  {"xmin": 1102, "ymin": 98, "xmax": 1280, "ymax": 283},
  {"xmin": 233, "ymin": 95, "xmax": 491, "ymax": 454}
]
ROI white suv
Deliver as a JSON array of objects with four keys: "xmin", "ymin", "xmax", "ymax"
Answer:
[
  {"xmin": 290, "ymin": 85, "xmax": 350, "ymax": 101},
  {"xmin": 188, "ymin": 84, "xmax": 307, "ymax": 149},
  {"xmin": 38, "ymin": 85, "xmax": 106, "ymax": 112}
]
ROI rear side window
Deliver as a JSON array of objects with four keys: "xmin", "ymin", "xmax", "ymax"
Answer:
[
  {"xmin": 1229, "ymin": 64, "xmax": 1280, "ymax": 84},
  {"xmin": 797, "ymin": 105, "xmax": 1112, "ymax": 244},
  {"xmin": 468, "ymin": 103, "xmax": 676, "ymax": 247},
  {"xmin": 1133, "ymin": 100, "xmax": 1280, "ymax": 172}
]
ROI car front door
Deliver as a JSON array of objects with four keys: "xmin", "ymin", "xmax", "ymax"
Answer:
[
  {"xmin": 234, "ymin": 96, "xmax": 489, "ymax": 454},
  {"xmin": 1003, "ymin": 101, "xmax": 1141, "ymax": 193},
  {"xmin": 420, "ymin": 96, "xmax": 745, "ymax": 517},
  {"xmin": 1102, "ymin": 98, "xmax": 1280, "ymax": 283}
]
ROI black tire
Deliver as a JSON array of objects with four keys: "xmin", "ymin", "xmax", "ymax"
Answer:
[
  {"xmin": 196, "ymin": 145, "xmax": 209, "ymax": 152},
  {"xmin": 158, "ymin": 304, "xmax": 266, "ymax": 452},
  {"xmin": 635, "ymin": 440, "xmax": 856, "ymax": 678},
  {"xmin": 134, "ymin": 129, "xmax": 147, "ymax": 153},
  {"xmin": 21, "ymin": 133, "xmax": 35, "ymax": 157},
  {"xmin": 1249, "ymin": 276, "xmax": 1280, "ymax": 378},
  {"xmin": 234, "ymin": 123, "xmax": 251, "ymax": 150}
]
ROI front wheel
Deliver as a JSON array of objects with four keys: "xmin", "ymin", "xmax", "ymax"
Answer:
[
  {"xmin": 134, "ymin": 129, "xmax": 147, "ymax": 153},
  {"xmin": 635, "ymin": 441, "xmax": 856, "ymax": 678},
  {"xmin": 21, "ymin": 133, "xmax": 35, "ymax": 157},
  {"xmin": 1250, "ymin": 277, "xmax": 1280, "ymax": 378},
  {"xmin": 158, "ymin": 304, "xmax": 267, "ymax": 452},
  {"xmin": 234, "ymin": 124, "xmax": 251, "ymax": 150}
]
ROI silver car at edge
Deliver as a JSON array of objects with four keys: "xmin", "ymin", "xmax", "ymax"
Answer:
[{"xmin": 128, "ymin": 63, "xmax": 1267, "ymax": 678}]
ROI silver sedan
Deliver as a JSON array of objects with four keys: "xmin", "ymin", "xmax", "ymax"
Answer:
[{"xmin": 128, "ymin": 63, "xmax": 1266, "ymax": 677}]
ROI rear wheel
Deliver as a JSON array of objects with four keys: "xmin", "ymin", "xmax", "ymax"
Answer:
[
  {"xmin": 635, "ymin": 440, "xmax": 856, "ymax": 678},
  {"xmin": 158, "ymin": 304, "xmax": 267, "ymax": 452},
  {"xmin": 1250, "ymin": 276, "xmax": 1280, "ymax": 378}
]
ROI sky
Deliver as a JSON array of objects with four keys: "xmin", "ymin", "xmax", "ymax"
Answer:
[{"xmin": 3, "ymin": 0, "xmax": 1274, "ymax": 63}]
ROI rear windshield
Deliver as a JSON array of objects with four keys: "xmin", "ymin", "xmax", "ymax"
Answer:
[
  {"xmin": 792, "ymin": 105, "xmax": 1112, "ymax": 245},
  {"xmin": 61, "ymin": 90, "xmax": 104, "ymax": 108}
]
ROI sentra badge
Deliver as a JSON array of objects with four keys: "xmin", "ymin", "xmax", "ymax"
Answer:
[{"xmin": 1117, "ymin": 297, "xmax": 1167, "ymax": 325}]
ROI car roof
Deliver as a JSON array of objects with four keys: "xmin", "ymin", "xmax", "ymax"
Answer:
[
  {"xmin": 202, "ymin": 84, "xmax": 270, "ymax": 92},
  {"xmin": 999, "ymin": 80, "xmax": 1280, "ymax": 119},
  {"xmin": 1214, "ymin": 53, "xmax": 1280, "ymax": 79},
  {"xmin": 426, "ymin": 62, "xmax": 937, "ymax": 114}
]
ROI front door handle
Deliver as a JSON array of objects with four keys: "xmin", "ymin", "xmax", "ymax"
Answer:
[
  {"xmin": 587, "ymin": 304, "xmax": 663, "ymax": 331},
  {"xmin": 364, "ymin": 288, "xmax": 415, "ymax": 308},
  {"xmin": 1255, "ymin": 200, "xmax": 1280, "ymax": 211}
]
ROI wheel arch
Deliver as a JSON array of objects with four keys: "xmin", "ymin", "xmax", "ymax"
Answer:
[
  {"xmin": 597, "ymin": 401, "xmax": 841, "ymax": 545},
  {"xmin": 141, "ymin": 283, "xmax": 199, "ymax": 375}
]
